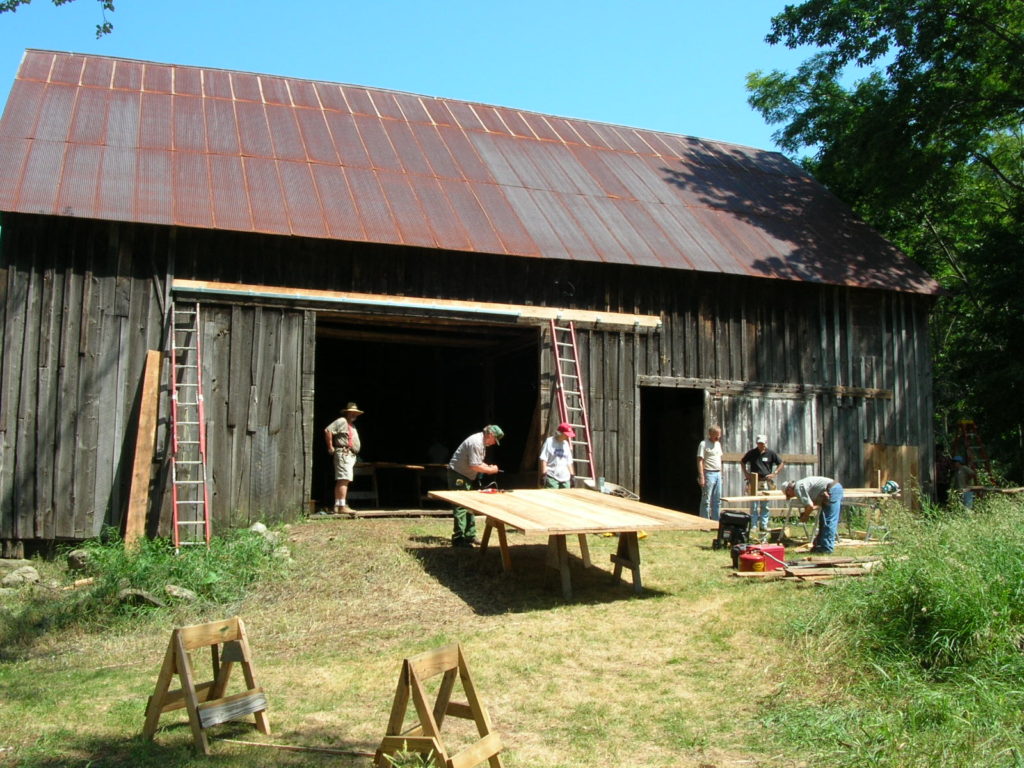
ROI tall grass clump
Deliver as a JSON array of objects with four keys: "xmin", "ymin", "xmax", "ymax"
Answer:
[
  {"xmin": 763, "ymin": 495, "xmax": 1024, "ymax": 767},
  {"xmin": 0, "ymin": 527, "xmax": 285, "ymax": 656}
]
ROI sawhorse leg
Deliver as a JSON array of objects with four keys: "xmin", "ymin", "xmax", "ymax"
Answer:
[
  {"xmin": 610, "ymin": 531, "xmax": 643, "ymax": 593},
  {"xmin": 545, "ymin": 535, "xmax": 572, "ymax": 600},
  {"xmin": 480, "ymin": 519, "xmax": 512, "ymax": 572}
]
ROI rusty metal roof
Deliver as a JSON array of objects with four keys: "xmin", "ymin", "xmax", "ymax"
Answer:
[{"xmin": 0, "ymin": 50, "xmax": 938, "ymax": 294}]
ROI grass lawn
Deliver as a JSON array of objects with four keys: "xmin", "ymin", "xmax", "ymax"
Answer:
[{"xmin": 0, "ymin": 514, "xmax": 889, "ymax": 767}]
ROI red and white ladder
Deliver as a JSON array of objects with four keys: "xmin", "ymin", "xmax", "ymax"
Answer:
[
  {"xmin": 170, "ymin": 302, "xmax": 211, "ymax": 549},
  {"xmin": 549, "ymin": 319, "xmax": 596, "ymax": 482}
]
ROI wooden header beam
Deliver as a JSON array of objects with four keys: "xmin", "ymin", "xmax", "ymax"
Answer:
[{"xmin": 173, "ymin": 279, "xmax": 662, "ymax": 333}]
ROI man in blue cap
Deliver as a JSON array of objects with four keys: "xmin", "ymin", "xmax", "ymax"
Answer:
[{"xmin": 446, "ymin": 425, "xmax": 504, "ymax": 546}]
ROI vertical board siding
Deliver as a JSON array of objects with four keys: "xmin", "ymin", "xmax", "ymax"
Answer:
[{"xmin": 0, "ymin": 214, "xmax": 935, "ymax": 542}]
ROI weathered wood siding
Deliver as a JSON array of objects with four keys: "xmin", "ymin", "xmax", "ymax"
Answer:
[{"xmin": 0, "ymin": 214, "xmax": 934, "ymax": 543}]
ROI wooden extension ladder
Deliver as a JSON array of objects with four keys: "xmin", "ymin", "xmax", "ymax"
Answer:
[
  {"xmin": 954, "ymin": 419, "xmax": 992, "ymax": 476},
  {"xmin": 170, "ymin": 302, "xmax": 211, "ymax": 549},
  {"xmin": 549, "ymin": 319, "xmax": 596, "ymax": 482}
]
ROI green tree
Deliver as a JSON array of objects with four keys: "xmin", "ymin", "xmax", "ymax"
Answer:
[
  {"xmin": 748, "ymin": 0, "xmax": 1024, "ymax": 481},
  {"xmin": 0, "ymin": 0, "xmax": 115, "ymax": 37}
]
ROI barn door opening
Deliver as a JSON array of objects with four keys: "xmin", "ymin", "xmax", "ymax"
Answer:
[
  {"xmin": 311, "ymin": 314, "xmax": 539, "ymax": 509},
  {"xmin": 640, "ymin": 387, "xmax": 705, "ymax": 514}
]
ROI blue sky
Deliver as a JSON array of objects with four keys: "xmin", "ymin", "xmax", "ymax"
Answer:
[{"xmin": 0, "ymin": 1, "xmax": 817, "ymax": 153}]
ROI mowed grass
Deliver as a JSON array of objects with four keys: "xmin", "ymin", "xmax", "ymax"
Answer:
[{"xmin": 2, "ymin": 498, "xmax": 1022, "ymax": 767}]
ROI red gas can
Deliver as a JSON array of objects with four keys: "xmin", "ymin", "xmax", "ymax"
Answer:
[
  {"xmin": 738, "ymin": 551, "xmax": 766, "ymax": 572},
  {"xmin": 746, "ymin": 544, "xmax": 786, "ymax": 571}
]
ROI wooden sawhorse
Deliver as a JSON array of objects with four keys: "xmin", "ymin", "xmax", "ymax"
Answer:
[
  {"xmin": 143, "ymin": 616, "xmax": 269, "ymax": 754},
  {"xmin": 375, "ymin": 643, "xmax": 503, "ymax": 768}
]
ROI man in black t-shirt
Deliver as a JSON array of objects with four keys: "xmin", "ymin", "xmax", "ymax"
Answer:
[{"xmin": 740, "ymin": 435, "xmax": 785, "ymax": 533}]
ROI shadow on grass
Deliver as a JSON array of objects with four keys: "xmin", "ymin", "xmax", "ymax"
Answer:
[
  {"xmin": 11, "ymin": 721, "xmax": 377, "ymax": 768},
  {"xmin": 406, "ymin": 535, "xmax": 669, "ymax": 614}
]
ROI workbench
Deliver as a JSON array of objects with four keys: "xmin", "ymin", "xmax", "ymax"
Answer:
[
  {"xmin": 429, "ymin": 488, "xmax": 715, "ymax": 599},
  {"xmin": 722, "ymin": 489, "xmax": 899, "ymax": 541}
]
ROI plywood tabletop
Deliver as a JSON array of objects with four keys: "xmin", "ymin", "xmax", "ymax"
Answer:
[{"xmin": 429, "ymin": 488, "xmax": 716, "ymax": 535}]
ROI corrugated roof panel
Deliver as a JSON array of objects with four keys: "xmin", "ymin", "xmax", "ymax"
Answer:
[
  {"xmin": 17, "ymin": 140, "xmax": 66, "ymax": 212},
  {"xmin": 560, "ymin": 193, "xmax": 631, "ymax": 264},
  {"xmin": 565, "ymin": 119, "xmax": 610, "ymax": 150},
  {"xmin": 517, "ymin": 112, "xmax": 561, "ymax": 143},
  {"xmin": 686, "ymin": 207, "xmax": 762, "ymax": 276},
  {"xmin": 441, "ymin": 179, "xmax": 508, "ymax": 255},
  {"xmin": 408, "ymin": 175, "xmax": 473, "ymax": 252},
  {"xmin": 277, "ymin": 159, "xmax": 327, "ymax": 238},
  {"xmin": 493, "ymin": 107, "xmax": 534, "ymax": 139},
  {"xmin": 0, "ymin": 81, "xmax": 44, "ymax": 141},
  {"xmin": 0, "ymin": 139, "xmax": 28, "ymax": 210},
  {"xmin": 202, "ymin": 69, "xmax": 232, "ymax": 99},
  {"xmin": 35, "ymin": 83, "xmax": 76, "ymax": 141},
  {"xmin": 487, "ymin": 132, "xmax": 548, "ymax": 190},
  {"xmin": 617, "ymin": 200, "xmax": 695, "ymax": 269},
  {"xmin": 375, "ymin": 171, "xmax": 436, "ymax": 248},
  {"xmin": 420, "ymin": 97, "xmax": 457, "ymax": 127},
  {"xmin": 81, "ymin": 57, "xmax": 113, "ymax": 88},
  {"xmin": 596, "ymin": 151, "xmax": 665, "ymax": 204},
  {"xmin": 502, "ymin": 186, "xmax": 571, "ymax": 260},
  {"xmin": 368, "ymin": 91, "xmax": 404, "ymax": 121},
  {"xmin": 469, "ymin": 181, "xmax": 537, "ymax": 256},
  {"xmin": 466, "ymin": 131, "xmax": 522, "ymax": 187},
  {"xmin": 344, "ymin": 166, "xmax": 400, "ymax": 243},
  {"xmin": 588, "ymin": 123, "xmax": 635, "ymax": 154},
  {"xmin": 259, "ymin": 76, "xmax": 290, "ymax": 106},
  {"xmin": 614, "ymin": 127, "xmax": 660, "ymax": 157},
  {"xmin": 592, "ymin": 197, "xmax": 667, "ymax": 268},
  {"xmin": 567, "ymin": 144, "xmax": 634, "ymax": 199},
  {"xmin": 173, "ymin": 95, "xmax": 207, "ymax": 153},
  {"xmin": 526, "ymin": 189, "xmax": 598, "ymax": 260},
  {"xmin": 381, "ymin": 120, "xmax": 433, "ymax": 177},
  {"xmin": 631, "ymin": 128, "xmax": 679, "ymax": 159},
  {"xmin": 96, "ymin": 146, "xmax": 135, "ymax": 221},
  {"xmin": 265, "ymin": 103, "xmax": 306, "ymax": 162},
  {"xmin": 310, "ymin": 164, "xmax": 366, "ymax": 242},
  {"xmin": 142, "ymin": 63, "xmax": 172, "ymax": 94},
  {"xmin": 524, "ymin": 141, "xmax": 590, "ymax": 195},
  {"xmin": 443, "ymin": 100, "xmax": 485, "ymax": 132},
  {"xmin": 173, "ymin": 152, "xmax": 213, "ymax": 228},
  {"xmin": 473, "ymin": 105, "xmax": 511, "ymax": 135},
  {"xmin": 354, "ymin": 114, "xmax": 403, "ymax": 172},
  {"xmin": 288, "ymin": 79, "xmax": 320, "ymax": 109},
  {"xmin": 230, "ymin": 72, "xmax": 261, "ymax": 102},
  {"xmin": 643, "ymin": 202, "xmax": 724, "ymax": 274},
  {"xmin": 112, "ymin": 58, "xmax": 142, "ymax": 91},
  {"xmin": 107, "ymin": 90, "xmax": 140, "ymax": 149},
  {"xmin": 19, "ymin": 51, "xmax": 54, "ymax": 82},
  {"xmin": 434, "ymin": 124, "xmax": 492, "ymax": 183},
  {"xmin": 294, "ymin": 108, "xmax": 338, "ymax": 164},
  {"xmin": 139, "ymin": 92, "xmax": 173, "ymax": 150},
  {"xmin": 242, "ymin": 156, "xmax": 290, "ymax": 234},
  {"xmin": 323, "ymin": 111, "xmax": 371, "ymax": 169},
  {"xmin": 391, "ymin": 92, "xmax": 431, "ymax": 124},
  {"xmin": 410, "ymin": 123, "xmax": 461, "ymax": 180},
  {"xmin": 51, "ymin": 54, "xmax": 84, "ymax": 85},
  {"xmin": 340, "ymin": 86, "xmax": 376, "ymax": 116},
  {"xmin": 631, "ymin": 155, "xmax": 691, "ymax": 206},
  {"xmin": 204, "ymin": 98, "xmax": 240, "ymax": 155},
  {"xmin": 134, "ymin": 148, "xmax": 173, "ymax": 223},
  {"xmin": 173, "ymin": 66, "xmax": 202, "ymax": 96},
  {"xmin": 235, "ymin": 101, "xmax": 274, "ymax": 158},
  {"xmin": 314, "ymin": 82, "xmax": 348, "ymax": 113},
  {"xmin": 208, "ymin": 154, "xmax": 252, "ymax": 231},
  {"xmin": 55, "ymin": 144, "xmax": 102, "ymax": 218}
]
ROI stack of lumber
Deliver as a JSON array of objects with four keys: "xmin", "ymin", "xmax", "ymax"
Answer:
[{"xmin": 731, "ymin": 556, "xmax": 883, "ymax": 583}]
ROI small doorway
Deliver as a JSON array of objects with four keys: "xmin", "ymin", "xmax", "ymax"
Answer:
[{"xmin": 640, "ymin": 387, "xmax": 705, "ymax": 514}]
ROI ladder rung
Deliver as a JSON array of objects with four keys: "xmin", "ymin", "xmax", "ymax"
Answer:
[{"xmin": 175, "ymin": 502, "xmax": 207, "ymax": 507}]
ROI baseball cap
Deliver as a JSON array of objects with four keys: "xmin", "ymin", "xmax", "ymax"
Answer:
[
  {"xmin": 485, "ymin": 425, "xmax": 504, "ymax": 444},
  {"xmin": 755, "ymin": 434, "xmax": 767, "ymax": 444},
  {"xmin": 557, "ymin": 422, "xmax": 576, "ymax": 438}
]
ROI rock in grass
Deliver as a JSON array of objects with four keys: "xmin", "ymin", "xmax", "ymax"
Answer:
[
  {"xmin": 67, "ymin": 549, "xmax": 92, "ymax": 572},
  {"xmin": 117, "ymin": 588, "xmax": 166, "ymax": 608},
  {"xmin": 2, "ymin": 565, "xmax": 40, "ymax": 587},
  {"xmin": 164, "ymin": 584, "xmax": 198, "ymax": 602},
  {"xmin": 0, "ymin": 558, "xmax": 32, "ymax": 574}
]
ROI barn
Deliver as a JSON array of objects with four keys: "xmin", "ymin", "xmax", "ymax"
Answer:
[{"xmin": 0, "ymin": 50, "xmax": 938, "ymax": 554}]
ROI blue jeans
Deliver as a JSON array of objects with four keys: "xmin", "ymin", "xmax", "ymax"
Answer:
[
  {"xmin": 750, "ymin": 499, "xmax": 770, "ymax": 531},
  {"xmin": 813, "ymin": 483, "xmax": 844, "ymax": 553},
  {"xmin": 699, "ymin": 471, "xmax": 722, "ymax": 521}
]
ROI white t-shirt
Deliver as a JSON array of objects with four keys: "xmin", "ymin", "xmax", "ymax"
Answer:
[
  {"xmin": 539, "ymin": 436, "xmax": 574, "ymax": 482},
  {"xmin": 697, "ymin": 439, "xmax": 723, "ymax": 472}
]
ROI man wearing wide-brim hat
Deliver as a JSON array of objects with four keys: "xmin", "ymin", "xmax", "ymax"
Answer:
[{"xmin": 323, "ymin": 403, "xmax": 364, "ymax": 514}]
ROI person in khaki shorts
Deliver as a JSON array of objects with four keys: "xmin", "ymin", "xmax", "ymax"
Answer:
[{"xmin": 324, "ymin": 403, "xmax": 363, "ymax": 514}]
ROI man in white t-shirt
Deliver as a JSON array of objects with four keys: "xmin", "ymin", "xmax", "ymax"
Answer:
[{"xmin": 696, "ymin": 425, "xmax": 723, "ymax": 521}]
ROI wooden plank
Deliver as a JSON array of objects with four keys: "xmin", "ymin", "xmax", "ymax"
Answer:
[
  {"xmin": 125, "ymin": 350, "xmax": 162, "ymax": 549},
  {"xmin": 173, "ymin": 278, "xmax": 662, "ymax": 331}
]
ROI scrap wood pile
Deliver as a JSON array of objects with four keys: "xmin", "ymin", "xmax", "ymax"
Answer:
[{"xmin": 732, "ymin": 556, "xmax": 883, "ymax": 583}]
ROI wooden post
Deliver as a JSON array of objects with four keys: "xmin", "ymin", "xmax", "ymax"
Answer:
[{"xmin": 125, "ymin": 350, "xmax": 162, "ymax": 549}]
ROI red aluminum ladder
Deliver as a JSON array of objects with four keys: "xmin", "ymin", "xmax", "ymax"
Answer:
[
  {"xmin": 954, "ymin": 419, "xmax": 992, "ymax": 477},
  {"xmin": 549, "ymin": 319, "xmax": 596, "ymax": 482},
  {"xmin": 170, "ymin": 302, "xmax": 211, "ymax": 549}
]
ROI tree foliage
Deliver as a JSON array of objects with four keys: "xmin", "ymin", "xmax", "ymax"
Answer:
[
  {"xmin": 748, "ymin": 0, "xmax": 1024, "ymax": 480},
  {"xmin": 0, "ymin": 0, "xmax": 115, "ymax": 37}
]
